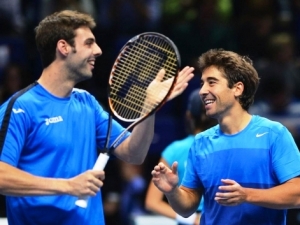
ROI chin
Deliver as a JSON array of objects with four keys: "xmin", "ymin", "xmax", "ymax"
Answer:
[
  {"xmin": 84, "ymin": 72, "xmax": 93, "ymax": 79},
  {"xmin": 76, "ymin": 74, "xmax": 92, "ymax": 83},
  {"xmin": 206, "ymin": 111, "xmax": 217, "ymax": 119}
]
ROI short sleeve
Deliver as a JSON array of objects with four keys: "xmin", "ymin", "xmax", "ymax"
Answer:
[{"xmin": 272, "ymin": 126, "xmax": 300, "ymax": 183}]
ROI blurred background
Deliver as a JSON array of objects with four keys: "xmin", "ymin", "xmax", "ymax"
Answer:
[{"xmin": 0, "ymin": 0, "xmax": 299, "ymax": 224}]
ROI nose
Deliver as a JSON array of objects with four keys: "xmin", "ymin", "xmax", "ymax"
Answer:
[
  {"xmin": 199, "ymin": 83, "xmax": 208, "ymax": 97},
  {"xmin": 199, "ymin": 84, "xmax": 205, "ymax": 95},
  {"xmin": 94, "ymin": 44, "xmax": 102, "ymax": 57}
]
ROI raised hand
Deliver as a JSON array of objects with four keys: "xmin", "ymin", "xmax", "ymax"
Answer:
[
  {"xmin": 145, "ymin": 68, "xmax": 170, "ymax": 108},
  {"xmin": 167, "ymin": 66, "xmax": 194, "ymax": 101},
  {"xmin": 145, "ymin": 66, "xmax": 194, "ymax": 109},
  {"xmin": 151, "ymin": 162, "xmax": 179, "ymax": 194}
]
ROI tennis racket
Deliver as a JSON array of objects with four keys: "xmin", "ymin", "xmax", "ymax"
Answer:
[{"xmin": 75, "ymin": 32, "xmax": 181, "ymax": 208}]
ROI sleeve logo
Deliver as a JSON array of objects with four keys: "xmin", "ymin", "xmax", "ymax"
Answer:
[{"xmin": 12, "ymin": 108, "xmax": 25, "ymax": 114}]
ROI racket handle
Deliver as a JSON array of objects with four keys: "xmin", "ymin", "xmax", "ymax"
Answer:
[
  {"xmin": 75, "ymin": 153, "xmax": 110, "ymax": 208},
  {"xmin": 93, "ymin": 152, "xmax": 110, "ymax": 170}
]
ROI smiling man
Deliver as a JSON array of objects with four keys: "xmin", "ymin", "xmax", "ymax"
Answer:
[
  {"xmin": 0, "ymin": 10, "xmax": 194, "ymax": 225},
  {"xmin": 151, "ymin": 49, "xmax": 300, "ymax": 225}
]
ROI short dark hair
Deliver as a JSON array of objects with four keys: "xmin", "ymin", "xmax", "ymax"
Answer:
[
  {"xmin": 198, "ymin": 49, "xmax": 260, "ymax": 111},
  {"xmin": 35, "ymin": 10, "xmax": 96, "ymax": 68}
]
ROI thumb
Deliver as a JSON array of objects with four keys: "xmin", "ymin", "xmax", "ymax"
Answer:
[
  {"xmin": 171, "ymin": 161, "xmax": 178, "ymax": 175},
  {"xmin": 155, "ymin": 68, "xmax": 165, "ymax": 82}
]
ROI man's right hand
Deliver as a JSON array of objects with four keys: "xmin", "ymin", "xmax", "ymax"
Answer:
[
  {"xmin": 151, "ymin": 162, "xmax": 179, "ymax": 194},
  {"xmin": 68, "ymin": 170, "xmax": 105, "ymax": 197}
]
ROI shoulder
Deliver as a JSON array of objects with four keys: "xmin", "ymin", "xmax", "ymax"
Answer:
[
  {"xmin": 72, "ymin": 88, "xmax": 104, "ymax": 108},
  {"xmin": 0, "ymin": 84, "xmax": 37, "ymax": 114},
  {"xmin": 195, "ymin": 125, "xmax": 219, "ymax": 140},
  {"xmin": 72, "ymin": 88, "xmax": 94, "ymax": 101},
  {"xmin": 251, "ymin": 115, "xmax": 286, "ymax": 134}
]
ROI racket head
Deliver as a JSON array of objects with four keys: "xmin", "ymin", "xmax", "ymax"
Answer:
[{"xmin": 108, "ymin": 32, "xmax": 181, "ymax": 122}]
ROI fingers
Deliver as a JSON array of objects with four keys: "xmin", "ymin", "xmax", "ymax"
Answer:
[
  {"xmin": 69, "ymin": 170, "xmax": 105, "ymax": 197},
  {"xmin": 152, "ymin": 162, "xmax": 166, "ymax": 174},
  {"xmin": 167, "ymin": 66, "xmax": 194, "ymax": 101},
  {"xmin": 178, "ymin": 66, "xmax": 195, "ymax": 80},
  {"xmin": 82, "ymin": 170, "xmax": 105, "ymax": 196},
  {"xmin": 151, "ymin": 162, "xmax": 170, "ymax": 180},
  {"xmin": 155, "ymin": 68, "xmax": 166, "ymax": 82},
  {"xmin": 90, "ymin": 170, "xmax": 105, "ymax": 192},
  {"xmin": 215, "ymin": 191, "xmax": 233, "ymax": 200},
  {"xmin": 215, "ymin": 179, "xmax": 245, "ymax": 206},
  {"xmin": 220, "ymin": 178, "xmax": 236, "ymax": 185},
  {"xmin": 218, "ymin": 179, "xmax": 238, "ymax": 192},
  {"xmin": 176, "ymin": 66, "xmax": 195, "ymax": 86},
  {"xmin": 215, "ymin": 191, "xmax": 239, "ymax": 206},
  {"xmin": 215, "ymin": 197, "xmax": 240, "ymax": 206}
]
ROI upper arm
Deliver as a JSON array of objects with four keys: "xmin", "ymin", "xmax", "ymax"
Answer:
[
  {"xmin": 0, "ymin": 101, "xmax": 28, "ymax": 166},
  {"xmin": 181, "ymin": 141, "xmax": 203, "ymax": 190},
  {"xmin": 272, "ymin": 127, "xmax": 300, "ymax": 183}
]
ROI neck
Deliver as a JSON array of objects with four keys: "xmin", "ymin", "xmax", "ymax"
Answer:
[
  {"xmin": 37, "ymin": 63, "xmax": 76, "ymax": 98},
  {"xmin": 219, "ymin": 111, "xmax": 252, "ymax": 135}
]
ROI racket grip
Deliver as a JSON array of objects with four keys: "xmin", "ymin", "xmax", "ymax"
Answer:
[
  {"xmin": 93, "ymin": 153, "xmax": 110, "ymax": 170},
  {"xmin": 75, "ymin": 153, "xmax": 110, "ymax": 208}
]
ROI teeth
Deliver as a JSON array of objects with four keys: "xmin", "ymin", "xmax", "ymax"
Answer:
[
  {"xmin": 88, "ymin": 60, "xmax": 95, "ymax": 66},
  {"xmin": 205, "ymin": 100, "xmax": 214, "ymax": 105}
]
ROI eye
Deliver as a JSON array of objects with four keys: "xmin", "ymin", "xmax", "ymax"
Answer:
[
  {"xmin": 86, "ymin": 41, "xmax": 93, "ymax": 46},
  {"xmin": 85, "ymin": 38, "xmax": 95, "ymax": 46},
  {"xmin": 209, "ymin": 80, "xmax": 216, "ymax": 86}
]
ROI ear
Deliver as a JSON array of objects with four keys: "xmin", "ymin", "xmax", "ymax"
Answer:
[
  {"xmin": 234, "ymin": 81, "xmax": 244, "ymax": 97},
  {"xmin": 57, "ymin": 40, "xmax": 70, "ymax": 56}
]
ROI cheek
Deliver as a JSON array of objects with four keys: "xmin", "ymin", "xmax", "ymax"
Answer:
[{"xmin": 217, "ymin": 89, "xmax": 235, "ymax": 105}]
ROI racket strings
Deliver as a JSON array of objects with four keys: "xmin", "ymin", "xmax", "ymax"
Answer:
[{"xmin": 110, "ymin": 36, "xmax": 178, "ymax": 120}]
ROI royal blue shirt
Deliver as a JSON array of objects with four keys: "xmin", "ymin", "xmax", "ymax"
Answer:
[
  {"xmin": 182, "ymin": 115, "xmax": 300, "ymax": 225},
  {"xmin": 0, "ymin": 84, "xmax": 130, "ymax": 225}
]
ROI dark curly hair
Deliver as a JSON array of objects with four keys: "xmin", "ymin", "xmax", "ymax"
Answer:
[{"xmin": 198, "ymin": 49, "xmax": 260, "ymax": 111}]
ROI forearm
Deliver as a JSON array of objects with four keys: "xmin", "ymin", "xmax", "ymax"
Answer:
[
  {"xmin": 165, "ymin": 186, "xmax": 200, "ymax": 217},
  {"xmin": 146, "ymin": 162, "xmax": 177, "ymax": 219},
  {"xmin": 245, "ymin": 178, "xmax": 300, "ymax": 209},
  {"xmin": 0, "ymin": 162, "xmax": 69, "ymax": 196},
  {"xmin": 115, "ymin": 114, "xmax": 155, "ymax": 164},
  {"xmin": 145, "ymin": 183, "xmax": 176, "ymax": 218}
]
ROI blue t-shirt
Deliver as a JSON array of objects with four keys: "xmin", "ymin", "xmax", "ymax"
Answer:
[
  {"xmin": 162, "ymin": 135, "xmax": 204, "ymax": 212},
  {"xmin": 0, "ymin": 84, "xmax": 130, "ymax": 225},
  {"xmin": 182, "ymin": 115, "xmax": 300, "ymax": 225}
]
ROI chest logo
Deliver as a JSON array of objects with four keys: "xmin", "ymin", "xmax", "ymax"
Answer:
[
  {"xmin": 12, "ymin": 108, "xmax": 25, "ymax": 114},
  {"xmin": 256, "ymin": 132, "xmax": 268, "ymax": 137},
  {"xmin": 45, "ymin": 116, "xmax": 63, "ymax": 126}
]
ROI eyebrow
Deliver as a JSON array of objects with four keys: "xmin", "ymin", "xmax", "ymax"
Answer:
[
  {"xmin": 201, "ymin": 76, "xmax": 219, "ymax": 82},
  {"xmin": 85, "ymin": 38, "xmax": 96, "ymax": 43}
]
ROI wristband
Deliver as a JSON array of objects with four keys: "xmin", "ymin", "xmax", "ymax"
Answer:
[{"xmin": 176, "ymin": 212, "xmax": 196, "ymax": 224}]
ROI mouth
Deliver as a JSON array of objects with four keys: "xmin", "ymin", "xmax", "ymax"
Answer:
[
  {"xmin": 88, "ymin": 60, "xmax": 95, "ymax": 69},
  {"xmin": 204, "ymin": 99, "xmax": 215, "ymax": 106}
]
